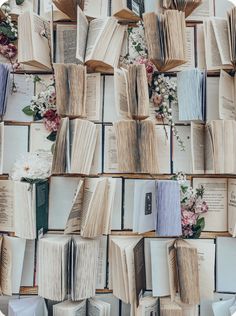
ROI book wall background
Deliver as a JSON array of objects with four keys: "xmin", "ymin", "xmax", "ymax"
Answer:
[{"xmin": 1, "ymin": 0, "xmax": 236, "ymax": 315}]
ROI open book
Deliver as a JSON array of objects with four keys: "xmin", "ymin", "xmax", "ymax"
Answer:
[
  {"xmin": 71, "ymin": 236, "xmax": 99, "ymax": 301},
  {"xmin": 64, "ymin": 177, "xmax": 116, "ymax": 237},
  {"xmin": 38, "ymin": 234, "xmax": 101, "ymax": 301},
  {"xmin": 191, "ymin": 120, "xmax": 236, "ymax": 174},
  {"xmin": 76, "ymin": 6, "xmax": 126, "ymax": 72},
  {"xmin": 109, "ymin": 237, "xmax": 145, "ymax": 309},
  {"xmin": 193, "ymin": 177, "xmax": 236, "ymax": 234},
  {"xmin": 219, "ymin": 70, "xmax": 236, "ymax": 120},
  {"xmin": 113, "ymin": 120, "xmax": 158, "ymax": 174},
  {"xmin": 18, "ymin": 12, "xmax": 52, "ymax": 70},
  {"xmin": 143, "ymin": 10, "xmax": 186, "ymax": 72},
  {"xmin": 151, "ymin": 239, "xmax": 200, "ymax": 305},
  {"xmin": 0, "ymin": 180, "xmax": 49, "ymax": 239},
  {"xmin": 53, "ymin": 63, "xmax": 86, "ymax": 117},
  {"xmin": 177, "ymin": 69, "xmax": 206, "ymax": 121},
  {"xmin": 53, "ymin": 298, "xmax": 110, "ymax": 315},
  {"xmin": 52, "ymin": 118, "xmax": 98, "ymax": 174},
  {"xmin": 114, "ymin": 64, "xmax": 149, "ymax": 120},
  {"xmin": 8, "ymin": 297, "xmax": 48, "ymax": 316},
  {"xmin": 203, "ymin": 16, "xmax": 236, "ymax": 70},
  {"xmin": 54, "ymin": 64, "xmax": 103, "ymax": 120},
  {"xmin": 161, "ymin": 0, "xmax": 203, "ymax": 17},
  {"xmin": 131, "ymin": 180, "xmax": 181, "ymax": 236},
  {"xmin": 111, "ymin": 0, "xmax": 144, "ymax": 21}
]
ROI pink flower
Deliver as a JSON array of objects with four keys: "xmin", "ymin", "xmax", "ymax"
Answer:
[
  {"xmin": 195, "ymin": 201, "xmax": 208, "ymax": 214},
  {"xmin": 182, "ymin": 226, "xmax": 194, "ymax": 237},
  {"xmin": 136, "ymin": 57, "xmax": 156, "ymax": 85},
  {"xmin": 43, "ymin": 109, "xmax": 61, "ymax": 132},
  {"xmin": 0, "ymin": 43, "xmax": 17, "ymax": 59},
  {"xmin": 181, "ymin": 210, "xmax": 197, "ymax": 226}
]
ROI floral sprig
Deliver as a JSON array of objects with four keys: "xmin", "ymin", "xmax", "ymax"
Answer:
[
  {"xmin": 173, "ymin": 172, "xmax": 209, "ymax": 239},
  {"xmin": 22, "ymin": 75, "xmax": 60, "ymax": 142},
  {"xmin": 0, "ymin": 2, "xmax": 20, "ymax": 92},
  {"xmin": 150, "ymin": 74, "xmax": 185, "ymax": 150}
]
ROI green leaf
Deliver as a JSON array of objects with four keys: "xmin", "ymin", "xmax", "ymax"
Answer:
[
  {"xmin": 34, "ymin": 111, "xmax": 43, "ymax": 121},
  {"xmin": 47, "ymin": 131, "xmax": 57, "ymax": 142},
  {"xmin": 16, "ymin": 0, "xmax": 25, "ymax": 5},
  {"xmin": 22, "ymin": 105, "xmax": 34, "ymax": 116},
  {"xmin": 196, "ymin": 217, "xmax": 205, "ymax": 230},
  {"xmin": 0, "ymin": 25, "xmax": 17, "ymax": 41}
]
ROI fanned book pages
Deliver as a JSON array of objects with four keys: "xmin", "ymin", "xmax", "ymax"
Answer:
[
  {"xmin": 55, "ymin": 24, "xmax": 77, "ymax": 63},
  {"xmin": 143, "ymin": 10, "xmax": 187, "ymax": 72},
  {"xmin": 113, "ymin": 120, "xmax": 159, "ymax": 173},
  {"xmin": 114, "ymin": 64, "xmax": 149, "ymax": 120},
  {"xmin": 0, "ymin": 180, "xmax": 49, "ymax": 239},
  {"xmin": 111, "ymin": 0, "xmax": 144, "ymax": 21},
  {"xmin": 8, "ymin": 297, "xmax": 48, "ymax": 316},
  {"xmin": 177, "ymin": 69, "xmax": 206, "ymax": 121},
  {"xmin": 228, "ymin": 7, "xmax": 236, "ymax": 67},
  {"xmin": 52, "ymin": 0, "xmax": 83, "ymax": 20},
  {"xmin": 109, "ymin": 237, "xmax": 145, "ymax": 308},
  {"xmin": 76, "ymin": 6, "xmax": 126, "ymax": 72},
  {"xmin": 38, "ymin": 235, "xmax": 71, "ymax": 301},
  {"xmin": 191, "ymin": 120, "xmax": 236, "ymax": 174},
  {"xmin": 203, "ymin": 17, "xmax": 234, "ymax": 70},
  {"xmin": 136, "ymin": 296, "xmax": 158, "ymax": 316},
  {"xmin": 53, "ymin": 298, "xmax": 110, "ymax": 315},
  {"xmin": 83, "ymin": 0, "xmax": 110, "ymax": 19},
  {"xmin": 64, "ymin": 177, "xmax": 116, "ymax": 237},
  {"xmin": 156, "ymin": 180, "xmax": 182, "ymax": 237},
  {"xmin": 0, "ymin": 64, "xmax": 10, "ymax": 118},
  {"xmin": 71, "ymin": 236, "xmax": 99, "ymax": 301},
  {"xmin": 161, "ymin": 0, "xmax": 203, "ymax": 17},
  {"xmin": 53, "ymin": 63, "xmax": 87, "ymax": 117},
  {"xmin": 159, "ymin": 298, "xmax": 182, "ymax": 316},
  {"xmin": 175, "ymin": 239, "xmax": 200, "ymax": 305},
  {"xmin": 18, "ymin": 12, "xmax": 52, "ymax": 70},
  {"xmin": 52, "ymin": 118, "xmax": 97, "ymax": 174}
]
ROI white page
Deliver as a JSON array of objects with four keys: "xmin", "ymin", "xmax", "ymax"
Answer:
[
  {"xmin": 172, "ymin": 125, "xmax": 191, "ymax": 174},
  {"xmin": 228, "ymin": 178, "xmax": 236, "ymax": 237},
  {"xmin": 201, "ymin": 293, "xmax": 235, "ymax": 316},
  {"xmin": 90, "ymin": 124, "xmax": 102, "ymax": 175},
  {"xmin": 192, "ymin": 178, "xmax": 227, "ymax": 231},
  {"xmin": 9, "ymin": 237, "xmax": 26, "ymax": 294},
  {"xmin": 219, "ymin": 70, "xmax": 235, "ymax": 120},
  {"xmin": 133, "ymin": 180, "xmax": 157, "ymax": 233},
  {"xmin": 216, "ymin": 237, "xmax": 236, "ymax": 292},
  {"xmin": 206, "ymin": 77, "xmax": 220, "ymax": 120},
  {"xmin": 103, "ymin": 76, "xmax": 119, "ymax": 123},
  {"xmin": 3, "ymin": 125, "xmax": 28, "ymax": 174},
  {"xmin": 155, "ymin": 125, "xmax": 171, "ymax": 173},
  {"xmin": 111, "ymin": 178, "xmax": 122, "ymax": 230},
  {"xmin": 95, "ymin": 294, "xmax": 120, "ymax": 316},
  {"xmin": 150, "ymin": 239, "xmax": 172, "ymax": 297},
  {"xmin": 187, "ymin": 0, "xmax": 214, "ymax": 21},
  {"xmin": 123, "ymin": 179, "xmax": 135, "ymax": 230},
  {"xmin": 103, "ymin": 125, "xmax": 119, "ymax": 173},
  {"xmin": 21, "ymin": 240, "xmax": 35, "ymax": 287},
  {"xmin": 29, "ymin": 123, "xmax": 53, "ymax": 153},
  {"xmin": 4, "ymin": 74, "xmax": 34, "ymax": 122},
  {"xmin": 49, "ymin": 176, "xmax": 81, "ymax": 229},
  {"xmin": 8, "ymin": 296, "xmax": 48, "ymax": 316},
  {"xmin": 215, "ymin": 0, "xmax": 234, "ymax": 18},
  {"xmin": 96, "ymin": 236, "xmax": 107, "ymax": 289},
  {"xmin": 212, "ymin": 297, "xmax": 235, "ymax": 316}
]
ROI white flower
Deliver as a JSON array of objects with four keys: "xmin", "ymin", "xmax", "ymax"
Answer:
[{"xmin": 11, "ymin": 152, "xmax": 52, "ymax": 181}]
